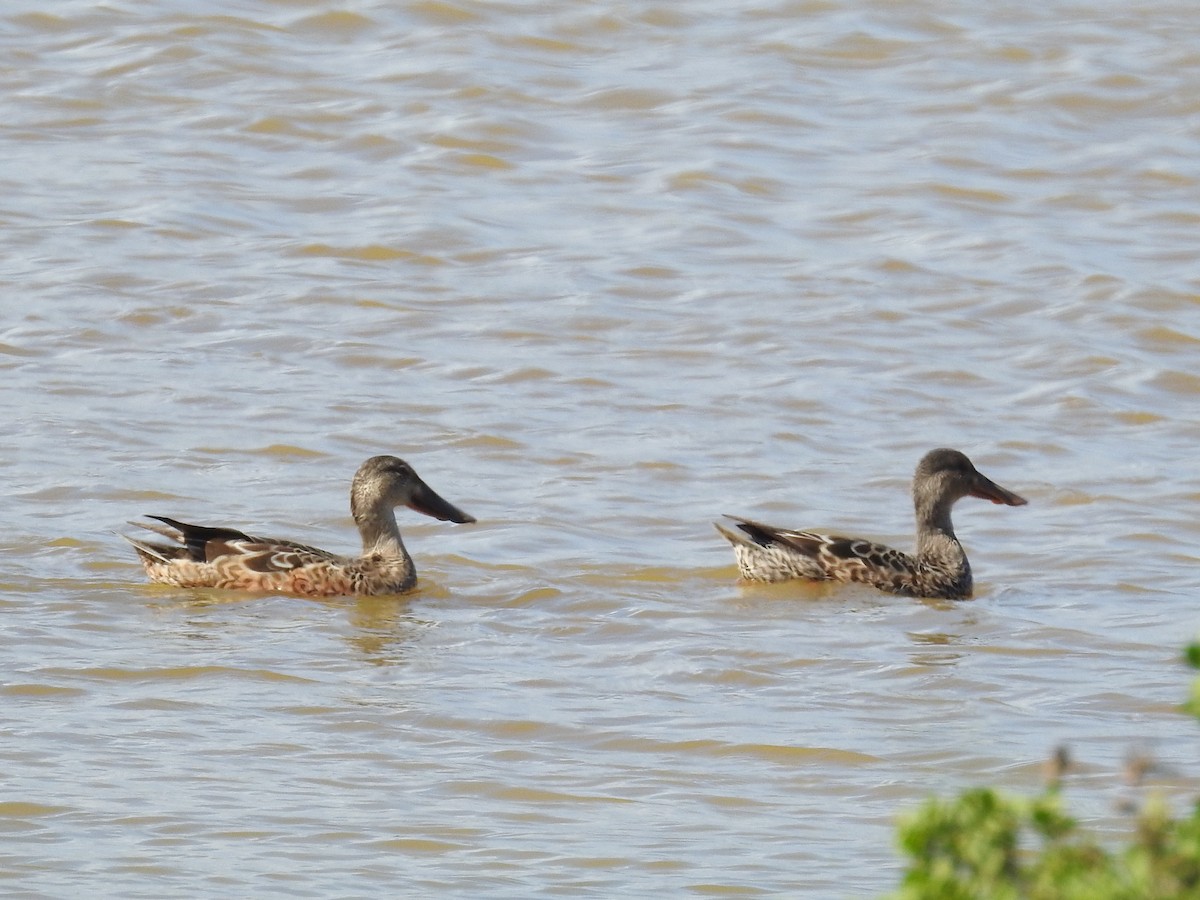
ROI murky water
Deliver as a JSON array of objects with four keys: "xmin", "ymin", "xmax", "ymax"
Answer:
[{"xmin": 2, "ymin": 1, "xmax": 1199, "ymax": 896}]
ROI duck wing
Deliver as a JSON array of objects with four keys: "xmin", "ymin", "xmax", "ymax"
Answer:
[
  {"xmin": 137, "ymin": 516, "xmax": 343, "ymax": 572},
  {"xmin": 720, "ymin": 516, "xmax": 920, "ymax": 590}
]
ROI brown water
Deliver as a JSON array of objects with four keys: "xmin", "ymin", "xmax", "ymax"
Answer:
[{"xmin": 3, "ymin": 1, "xmax": 1199, "ymax": 896}]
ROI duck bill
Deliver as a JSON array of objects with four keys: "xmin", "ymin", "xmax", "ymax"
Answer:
[
  {"xmin": 406, "ymin": 479, "xmax": 476, "ymax": 524},
  {"xmin": 970, "ymin": 472, "xmax": 1028, "ymax": 507}
]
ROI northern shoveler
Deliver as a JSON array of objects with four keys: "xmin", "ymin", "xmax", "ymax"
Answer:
[
  {"xmin": 715, "ymin": 448, "xmax": 1026, "ymax": 599},
  {"xmin": 124, "ymin": 455, "xmax": 475, "ymax": 597}
]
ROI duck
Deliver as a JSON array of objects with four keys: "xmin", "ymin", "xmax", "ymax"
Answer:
[
  {"xmin": 714, "ymin": 448, "xmax": 1026, "ymax": 599},
  {"xmin": 124, "ymin": 455, "xmax": 475, "ymax": 597}
]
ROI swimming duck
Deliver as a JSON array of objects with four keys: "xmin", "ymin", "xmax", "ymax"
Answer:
[
  {"xmin": 124, "ymin": 455, "xmax": 475, "ymax": 597},
  {"xmin": 715, "ymin": 448, "xmax": 1026, "ymax": 599}
]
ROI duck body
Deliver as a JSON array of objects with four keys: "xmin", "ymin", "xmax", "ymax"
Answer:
[
  {"xmin": 715, "ymin": 448, "xmax": 1026, "ymax": 600},
  {"xmin": 125, "ymin": 456, "xmax": 475, "ymax": 597},
  {"xmin": 128, "ymin": 517, "xmax": 419, "ymax": 596}
]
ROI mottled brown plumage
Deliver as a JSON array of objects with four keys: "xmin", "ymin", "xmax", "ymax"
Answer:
[
  {"xmin": 715, "ymin": 449, "xmax": 1027, "ymax": 599},
  {"xmin": 124, "ymin": 456, "xmax": 475, "ymax": 597}
]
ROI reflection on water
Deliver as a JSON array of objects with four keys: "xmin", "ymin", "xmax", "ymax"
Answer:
[
  {"xmin": 906, "ymin": 629, "xmax": 966, "ymax": 667},
  {"xmin": 344, "ymin": 597, "xmax": 434, "ymax": 666}
]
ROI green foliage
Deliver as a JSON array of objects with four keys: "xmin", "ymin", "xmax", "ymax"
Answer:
[
  {"xmin": 886, "ymin": 645, "xmax": 1200, "ymax": 899},
  {"xmin": 1185, "ymin": 643, "xmax": 1200, "ymax": 720},
  {"xmin": 891, "ymin": 788, "xmax": 1200, "ymax": 900}
]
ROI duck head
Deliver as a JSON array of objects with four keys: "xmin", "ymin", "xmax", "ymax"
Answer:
[{"xmin": 351, "ymin": 455, "xmax": 476, "ymax": 524}]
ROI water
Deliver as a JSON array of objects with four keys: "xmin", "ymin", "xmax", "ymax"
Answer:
[{"xmin": 2, "ymin": 1, "xmax": 1199, "ymax": 896}]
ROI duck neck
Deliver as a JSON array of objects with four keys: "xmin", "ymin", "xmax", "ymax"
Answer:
[
  {"xmin": 355, "ymin": 503, "xmax": 409, "ymax": 559},
  {"xmin": 914, "ymin": 494, "xmax": 962, "ymax": 563}
]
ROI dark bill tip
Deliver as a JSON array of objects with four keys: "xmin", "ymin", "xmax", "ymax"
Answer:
[
  {"xmin": 408, "ymin": 481, "xmax": 476, "ymax": 524},
  {"xmin": 970, "ymin": 472, "xmax": 1028, "ymax": 507}
]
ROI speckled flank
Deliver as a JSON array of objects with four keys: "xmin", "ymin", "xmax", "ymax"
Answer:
[
  {"xmin": 138, "ymin": 556, "xmax": 367, "ymax": 596},
  {"xmin": 715, "ymin": 522, "xmax": 827, "ymax": 582},
  {"xmin": 717, "ymin": 448, "xmax": 1027, "ymax": 600},
  {"xmin": 125, "ymin": 455, "xmax": 474, "ymax": 598}
]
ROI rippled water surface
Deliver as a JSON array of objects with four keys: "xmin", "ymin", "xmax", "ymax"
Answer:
[{"xmin": 3, "ymin": 1, "xmax": 1200, "ymax": 896}]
